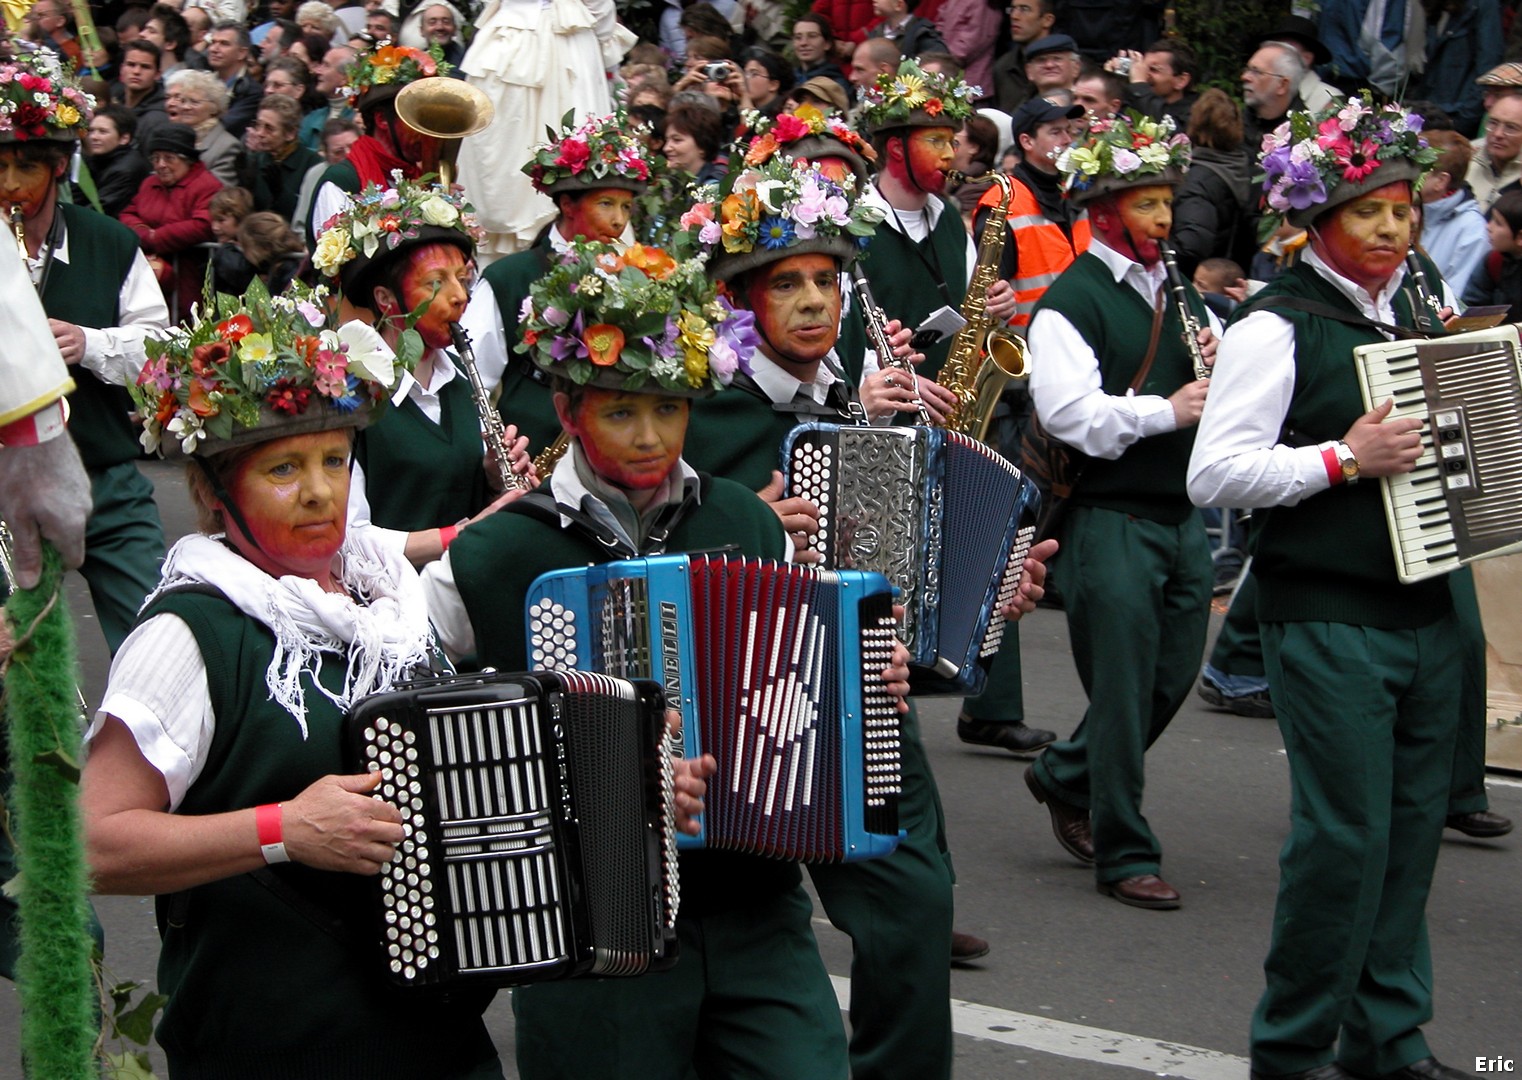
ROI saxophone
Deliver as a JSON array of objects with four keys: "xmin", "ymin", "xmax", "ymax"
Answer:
[{"xmin": 937, "ymin": 172, "xmax": 1029, "ymax": 442}]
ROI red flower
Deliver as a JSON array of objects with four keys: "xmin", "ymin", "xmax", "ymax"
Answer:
[
  {"xmin": 555, "ymin": 139, "xmax": 591, "ymax": 173},
  {"xmin": 378, "ymin": 215, "xmax": 402, "ymax": 233},
  {"xmin": 924, "ymin": 99, "xmax": 944, "ymax": 117},
  {"xmin": 266, "ymin": 380, "xmax": 312, "ymax": 415},
  {"xmin": 218, "ymin": 314, "xmax": 253, "ymax": 342},
  {"xmin": 773, "ymin": 113, "xmax": 810, "ymax": 142},
  {"xmin": 191, "ymin": 341, "xmax": 231, "ymax": 376}
]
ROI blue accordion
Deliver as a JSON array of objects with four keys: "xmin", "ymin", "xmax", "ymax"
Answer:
[
  {"xmin": 782, "ymin": 422, "xmax": 1040, "ymax": 695},
  {"xmin": 525, "ymin": 553, "xmax": 904, "ymax": 863}
]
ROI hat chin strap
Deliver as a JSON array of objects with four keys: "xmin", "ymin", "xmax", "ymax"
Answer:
[{"xmin": 194, "ymin": 456, "xmax": 262, "ymax": 552}]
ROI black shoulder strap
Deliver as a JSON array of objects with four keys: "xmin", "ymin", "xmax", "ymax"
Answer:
[
  {"xmin": 505, "ymin": 477, "xmax": 710, "ymax": 558},
  {"xmin": 1236, "ymin": 294, "xmax": 1427, "ymax": 340}
]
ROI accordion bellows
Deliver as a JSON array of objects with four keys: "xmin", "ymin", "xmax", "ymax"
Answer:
[
  {"xmin": 346, "ymin": 670, "xmax": 679, "ymax": 988},
  {"xmin": 782, "ymin": 422, "xmax": 1040, "ymax": 695},
  {"xmin": 527, "ymin": 554, "xmax": 905, "ymax": 863}
]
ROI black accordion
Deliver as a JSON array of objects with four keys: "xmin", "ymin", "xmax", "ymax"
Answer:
[
  {"xmin": 781, "ymin": 422, "xmax": 1041, "ymax": 694},
  {"xmin": 525, "ymin": 554, "xmax": 904, "ymax": 863},
  {"xmin": 345, "ymin": 670, "xmax": 680, "ymax": 988}
]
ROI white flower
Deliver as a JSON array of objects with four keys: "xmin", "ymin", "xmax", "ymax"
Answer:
[
  {"xmin": 139, "ymin": 423, "xmax": 161, "ymax": 456},
  {"xmin": 419, "ymin": 195, "xmax": 459, "ymax": 227},
  {"xmin": 1137, "ymin": 142, "xmax": 1171, "ymax": 168},
  {"xmin": 337, "ymin": 321, "xmax": 396, "ymax": 386},
  {"xmin": 754, "ymin": 178, "xmax": 789, "ymax": 214},
  {"xmin": 167, "ymin": 412, "xmax": 205, "ymax": 454}
]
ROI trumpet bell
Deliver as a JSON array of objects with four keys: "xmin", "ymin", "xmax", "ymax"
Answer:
[{"xmin": 394, "ymin": 79, "xmax": 495, "ymax": 140}]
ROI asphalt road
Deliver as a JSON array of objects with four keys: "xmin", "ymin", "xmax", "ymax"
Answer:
[{"xmin": 3, "ymin": 458, "xmax": 1518, "ymax": 1079}]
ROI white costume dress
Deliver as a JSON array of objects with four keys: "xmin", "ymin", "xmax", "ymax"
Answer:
[{"xmin": 455, "ymin": 0, "xmax": 636, "ymax": 261}]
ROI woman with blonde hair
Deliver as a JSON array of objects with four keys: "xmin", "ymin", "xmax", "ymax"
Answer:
[{"xmin": 165, "ymin": 68, "xmax": 242, "ymax": 184}]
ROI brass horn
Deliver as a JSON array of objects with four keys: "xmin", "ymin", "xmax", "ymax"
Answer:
[{"xmin": 393, "ymin": 79, "xmax": 495, "ymax": 189}]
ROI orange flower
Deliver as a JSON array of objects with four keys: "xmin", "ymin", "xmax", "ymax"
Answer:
[
  {"xmin": 372, "ymin": 45, "xmax": 403, "ymax": 68},
  {"xmin": 584, "ymin": 324, "xmax": 625, "ymax": 367},
  {"xmin": 155, "ymin": 390, "xmax": 177, "ymax": 425},
  {"xmin": 924, "ymin": 98, "xmax": 943, "ymax": 117},
  {"xmin": 594, "ymin": 250, "xmax": 625, "ymax": 275},
  {"xmin": 721, "ymin": 190, "xmax": 759, "ymax": 252},
  {"xmin": 745, "ymin": 133, "xmax": 779, "ymax": 166},
  {"xmin": 294, "ymin": 335, "xmax": 320, "ymax": 366},
  {"xmin": 188, "ymin": 380, "xmax": 218, "ymax": 417},
  {"xmin": 379, "ymin": 215, "xmax": 402, "ymax": 232},
  {"xmin": 623, "ymin": 244, "xmax": 677, "ymax": 279},
  {"xmin": 523, "ymin": 328, "xmax": 539, "ymax": 346}
]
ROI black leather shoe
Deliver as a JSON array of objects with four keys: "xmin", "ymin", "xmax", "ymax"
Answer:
[
  {"xmin": 1363, "ymin": 1057, "xmax": 1480, "ymax": 1080},
  {"xmin": 958, "ymin": 716, "xmax": 1056, "ymax": 757},
  {"xmin": 1096, "ymin": 874, "xmax": 1181, "ymax": 910},
  {"xmin": 1024, "ymin": 765, "xmax": 1093, "ymax": 863},
  {"xmin": 1249, "ymin": 1066, "xmax": 1352, "ymax": 1080},
  {"xmin": 1446, "ymin": 810, "xmax": 1513, "ymax": 838},
  {"xmin": 950, "ymin": 931, "xmax": 990, "ymax": 965}
]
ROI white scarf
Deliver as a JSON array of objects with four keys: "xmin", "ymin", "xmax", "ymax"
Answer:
[{"xmin": 144, "ymin": 531, "xmax": 434, "ymax": 737}]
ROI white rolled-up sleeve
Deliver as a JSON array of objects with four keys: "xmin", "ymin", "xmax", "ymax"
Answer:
[
  {"xmin": 80, "ymin": 251, "xmax": 171, "ymax": 386},
  {"xmin": 421, "ymin": 552, "xmax": 475, "ymax": 661},
  {"xmin": 1187, "ymin": 309, "xmax": 1335, "ymax": 509}
]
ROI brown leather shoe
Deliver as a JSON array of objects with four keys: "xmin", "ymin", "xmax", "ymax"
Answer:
[
  {"xmin": 950, "ymin": 931, "xmax": 990, "ymax": 965},
  {"xmin": 1097, "ymin": 874, "xmax": 1181, "ymax": 910},
  {"xmin": 1024, "ymin": 766, "xmax": 1094, "ymax": 864},
  {"xmin": 1445, "ymin": 810, "xmax": 1513, "ymax": 838}
]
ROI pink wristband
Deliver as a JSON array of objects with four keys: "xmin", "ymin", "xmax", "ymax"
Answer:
[
  {"xmin": 1321, "ymin": 445, "xmax": 1343, "ymax": 486},
  {"xmin": 255, "ymin": 803, "xmax": 289, "ymax": 864},
  {"xmin": 439, "ymin": 524, "xmax": 459, "ymax": 550}
]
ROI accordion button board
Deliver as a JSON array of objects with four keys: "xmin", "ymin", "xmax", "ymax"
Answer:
[
  {"xmin": 526, "ymin": 553, "xmax": 904, "ymax": 863},
  {"xmin": 781, "ymin": 422, "xmax": 1040, "ymax": 695},
  {"xmin": 346, "ymin": 670, "xmax": 679, "ymax": 988},
  {"xmin": 1354, "ymin": 324, "xmax": 1522, "ymax": 583}
]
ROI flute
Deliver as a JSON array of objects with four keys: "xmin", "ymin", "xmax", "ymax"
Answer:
[
  {"xmin": 449, "ymin": 322, "xmax": 529, "ymax": 492},
  {"xmin": 1159, "ymin": 243, "xmax": 1210, "ymax": 380},
  {"xmin": 850, "ymin": 264, "xmax": 928, "ymax": 425},
  {"xmin": 1405, "ymin": 252, "xmax": 1445, "ymax": 334}
]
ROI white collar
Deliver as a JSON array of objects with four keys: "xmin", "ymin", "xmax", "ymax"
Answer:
[
  {"xmin": 863, "ymin": 182, "xmax": 947, "ymax": 233},
  {"xmin": 548, "ymin": 222, "xmax": 636, "ymax": 254},
  {"xmin": 391, "ymin": 346, "xmax": 459, "ymax": 404},
  {"xmin": 1303, "ymin": 244, "xmax": 1405, "ymax": 321},
  {"xmin": 1089, "ymin": 235, "xmax": 1167, "ymax": 294},
  {"xmin": 551, "ymin": 439, "xmax": 701, "ymax": 546},
  {"xmin": 747, "ymin": 349, "xmax": 844, "ymax": 405}
]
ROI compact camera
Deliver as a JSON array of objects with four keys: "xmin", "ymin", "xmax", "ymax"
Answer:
[
  {"xmin": 1114, "ymin": 56, "xmax": 1132, "ymax": 75},
  {"xmin": 702, "ymin": 62, "xmax": 732, "ymax": 81}
]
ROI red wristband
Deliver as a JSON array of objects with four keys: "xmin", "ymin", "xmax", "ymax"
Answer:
[
  {"xmin": 439, "ymin": 524, "xmax": 458, "ymax": 550},
  {"xmin": 1321, "ymin": 444, "xmax": 1343, "ymax": 486},
  {"xmin": 0, "ymin": 400, "xmax": 67, "ymax": 448},
  {"xmin": 255, "ymin": 803, "xmax": 289, "ymax": 864}
]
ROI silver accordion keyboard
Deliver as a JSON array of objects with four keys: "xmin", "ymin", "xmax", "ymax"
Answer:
[{"xmin": 1354, "ymin": 324, "xmax": 1522, "ymax": 583}]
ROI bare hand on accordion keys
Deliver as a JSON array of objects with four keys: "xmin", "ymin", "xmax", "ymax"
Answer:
[
  {"xmin": 1343, "ymin": 398, "xmax": 1423, "ymax": 478},
  {"xmin": 1001, "ymin": 538, "xmax": 1057, "ymax": 620},
  {"xmin": 758, "ymin": 470, "xmax": 823, "ymax": 564},
  {"xmin": 883, "ymin": 605, "xmax": 914, "ymax": 713},
  {"xmin": 282, "ymin": 771, "xmax": 406, "ymax": 875}
]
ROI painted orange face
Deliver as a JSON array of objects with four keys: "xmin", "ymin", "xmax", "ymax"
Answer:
[
  {"xmin": 217, "ymin": 430, "xmax": 351, "ymax": 582},
  {"xmin": 1092, "ymin": 184, "xmax": 1173, "ymax": 266},
  {"xmin": 887, "ymin": 127, "xmax": 954, "ymax": 193},
  {"xmin": 1315, "ymin": 181, "xmax": 1413, "ymax": 293},
  {"xmin": 559, "ymin": 188, "xmax": 635, "ymax": 244},
  {"xmin": 0, "ymin": 148, "xmax": 63, "ymax": 228},
  {"xmin": 558, "ymin": 388, "xmax": 689, "ymax": 493},
  {"xmin": 396, "ymin": 242, "xmax": 472, "ymax": 351},
  {"xmin": 743, "ymin": 252, "xmax": 842, "ymax": 369}
]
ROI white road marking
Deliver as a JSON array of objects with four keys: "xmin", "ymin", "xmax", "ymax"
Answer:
[{"xmin": 827, "ymin": 975, "xmax": 1250, "ymax": 1079}]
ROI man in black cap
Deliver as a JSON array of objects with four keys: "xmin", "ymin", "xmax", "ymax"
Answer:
[
  {"xmin": 990, "ymin": 0, "xmax": 1057, "ymax": 111},
  {"xmin": 1248, "ymin": 15, "xmax": 1343, "ymax": 113},
  {"xmin": 1023, "ymin": 33, "xmax": 1083, "ymax": 100}
]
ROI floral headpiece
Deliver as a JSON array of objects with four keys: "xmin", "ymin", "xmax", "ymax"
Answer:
[
  {"xmin": 0, "ymin": 51, "xmax": 95, "ymax": 144},
  {"xmin": 132, "ymin": 281, "xmax": 406, "ymax": 456},
  {"xmin": 859, "ymin": 59, "xmax": 978, "ymax": 135},
  {"xmin": 524, "ymin": 110, "xmax": 653, "ymax": 197},
  {"xmin": 518, "ymin": 241, "xmax": 760, "ymax": 396},
  {"xmin": 745, "ymin": 105, "xmax": 877, "ymax": 169},
  {"xmin": 674, "ymin": 157, "xmax": 884, "ymax": 281},
  {"xmin": 1056, "ymin": 110, "xmax": 1191, "ymax": 205},
  {"xmin": 342, "ymin": 42, "xmax": 450, "ymax": 111},
  {"xmin": 1258, "ymin": 94, "xmax": 1436, "ymax": 230},
  {"xmin": 313, "ymin": 177, "xmax": 482, "ymax": 300}
]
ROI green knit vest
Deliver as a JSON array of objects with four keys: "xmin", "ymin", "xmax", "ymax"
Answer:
[
  {"xmin": 857, "ymin": 194, "xmax": 968, "ymax": 380},
  {"xmin": 1031, "ymin": 252, "xmax": 1204, "ymax": 522},
  {"xmin": 141, "ymin": 588, "xmax": 496, "ymax": 1079},
  {"xmin": 1234, "ymin": 260, "xmax": 1453, "ymax": 628},
  {"xmin": 354, "ymin": 373, "xmax": 490, "ymax": 531},
  {"xmin": 481, "ymin": 240, "xmax": 563, "ymax": 454},
  {"xmin": 447, "ymin": 475, "xmax": 801, "ymax": 915},
  {"xmin": 685, "ymin": 382, "xmax": 810, "ymax": 493},
  {"xmin": 43, "ymin": 204, "xmax": 144, "ymax": 470}
]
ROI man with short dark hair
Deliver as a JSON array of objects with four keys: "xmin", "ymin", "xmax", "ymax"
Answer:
[
  {"xmin": 1114, "ymin": 38, "xmax": 1200, "ymax": 133},
  {"xmin": 990, "ymin": 0, "xmax": 1056, "ymax": 112},
  {"xmin": 142, "ymin": 5, "xmax": 191, "ymax": 78},
  {"xmin": 364, "ymin": 8, "xmax": 398, "ymax": 42},
  {"xmin": 205, "ymin": 22, "xmax": 262, "ymax": 137},
  {"xmin": 1072, "ymin": 62, "xmax": 1124, "ymax": 119},
  {"xmin": 111, "ymin": 40, "xmax": 172, "ymax": 152}
]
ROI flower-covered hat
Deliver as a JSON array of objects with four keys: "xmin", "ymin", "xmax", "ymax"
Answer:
[
  {"xmin": 518, "ymin": 241, "xmax": 760, "ymax": 397},
  {"xmin": 524, "ymin": 110, "xmax": 652, "ymax": 197},
  {"xmin": 1258, "ymin": 94, "xmax": 1437, "ymax": 230},
  {"xmin": 313, "ymin": 177, "xmax": 483, "ymax": 306},
  {"xmin": 674, "ymin": 157, "xmax": 884, "ymax": 282},
  {"xmin": 859, "ymin": 58, "xmax": 979, "ymax": 136},
  {"xmin": 132, "ymin": 281, "xmax": 407, "ymax": 457},
  {"xmin": 1056, "ymin": 110, "xmax": 1191, "ymax": 206},
  {"xmin": 742, "ymin": 104, "xmax": 877, "ymax": 189},
  {"xmin": 342, "ymin": 42, "xmax": 450, "ymax": 114},
  {"xmin": 0, "ymin": 51, "xmax": 94, "ymax": 144}
]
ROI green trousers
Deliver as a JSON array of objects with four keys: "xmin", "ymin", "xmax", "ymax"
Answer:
[
  {"xmin": 1032, "ymin": 507, "xmax": 1211, "ymax": 883},
  {"xmin": 961, "ymin": 623, "xmax": 1024, "ymax": 723},
  {"xmin": 513, "ymin": 885, "xmax": 847, "ymax": 1080},
  {"xmin": 807, "ymin": 702, "xmax": 955, "ymax": 1080},
  {"xmin": 83, "ymin": 462, "xmax": 167, "ymax": 656},
  {"xmin": 1251, "ymin": 614, "xmax": 1463, "ymax": 1077},
  {"xmin": 1208, "ymin": 572, "xmax": 1264, "ymax": 677}
]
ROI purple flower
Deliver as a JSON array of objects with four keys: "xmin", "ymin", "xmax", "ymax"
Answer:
[
  {"xmin": 1261, "ymin": 145, "xmax": 1294, "ymax": 181},
  {"xmin": 1406, "ymin": 112, "xmax": 1424, "ymax": 133},
  {"xmin": 550, "ymin": 334, "xmax": 588, "ymax": 362}
]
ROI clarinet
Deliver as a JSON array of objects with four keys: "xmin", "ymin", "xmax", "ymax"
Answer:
[
  {"xmin": 449, "ymin": 322, "xmax": 529, "ymax": 492},
  {"xmin": 849, "ymin": 264, "xmax": 928, "ymax": 425},
  {"xmin": 1159, "ymin": 243, "xmax": 1210, "ymax": 381},
  {"xmin": 1405, "ymin": 252, "xmax": 1445, "ymax": 334}
]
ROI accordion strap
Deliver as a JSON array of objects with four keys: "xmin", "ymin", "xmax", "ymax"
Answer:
[
  {"xmin": 508, "ymin": 477, "xmax": 708, "ymax": 558},
  {"xmin": 1237, "ymin": 295, "xmax": 1428, "ymax": 340}
]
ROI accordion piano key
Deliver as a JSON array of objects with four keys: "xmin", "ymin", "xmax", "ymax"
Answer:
[
  {"xmin": 346, "ymin": 670, "xmax": 678, "ymax": 989},
  {"xmin": 526, "ymin": 555, "xmax": 903, "ymax": 863}
]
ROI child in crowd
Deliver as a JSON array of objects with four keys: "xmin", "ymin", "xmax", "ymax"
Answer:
[
  {"xmin": 1461, "ymin": 188, "xmax": 1522, "ymax": 321},
  {"xmin": 208, "ymin": 186, "xmax": 257, "ymax": 294},
  {"xmin": 238, "ymin": 211, "xmax": 309, "ymax": 293},
  {"xmin": 1192, "ymin": 256, "xmax": 1247, "ymax": 320}
]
